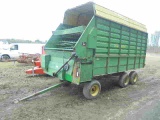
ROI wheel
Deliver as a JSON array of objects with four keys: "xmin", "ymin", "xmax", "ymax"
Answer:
[
  {"xmin": 1, "ymin": 55, "xmax": 10, "ymax": 61},
  {"xmin": 83, "ymin": 80, "xmax": 101, "ymax": 99},
  {"xmin": 129, "ymin": 71, "xmax": 138, "ymax": 85},
  {"xmin": 118, "ymin": 72, "xmax": 129, "ymax": 88}
]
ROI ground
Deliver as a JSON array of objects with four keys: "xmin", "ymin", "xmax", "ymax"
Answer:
[{"xmin": 0, "ymin": 54, "xmax": 160, "ymax": 120}]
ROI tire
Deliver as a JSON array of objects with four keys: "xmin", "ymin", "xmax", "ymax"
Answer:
[
  {"xmin": 1, "ymin": 55, "xmax": 10, "ymax": 61},
  {"xmin": 118, "ymin": 72, "xmax": 129, "ymax": 88},
  {"xmin": 83, "ymin": 80, "xmax": 101, "ymax": 99},
  {"xmin": 129, "ymin": 71, "xmax": 138, "ymax": 85}
]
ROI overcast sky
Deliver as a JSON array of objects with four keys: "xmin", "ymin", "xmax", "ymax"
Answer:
[{"xmin": 0, "ymin": 0, "xmax": 159, "ymax": 41}]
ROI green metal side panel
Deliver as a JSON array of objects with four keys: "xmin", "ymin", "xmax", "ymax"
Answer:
[
  {"xmin": 41, "ymin": 54, "xmax": 51, "ymax": 71},
  {"xmin": 93, "ymin": 16, "xmax": 148, "ymax": 76},
  {"xmin": 80, "ymin": 64, "xmax": 93, "ymax": 82},
  {"xmin": 74, "ymin": 17, "xmax": 96, "ymax": 58},
  {"xmin": 42, "ymin": 50, "xmax": 74, "ymax": 82},
  {"xmin": 74, "ymin": 17, "xmax": 96, "ymax": 82},
  {"xmin": 93, "ymin": 57, "xmax": 107, "ymax": 76}
]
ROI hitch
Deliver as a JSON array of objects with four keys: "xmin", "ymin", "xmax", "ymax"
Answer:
[{"xmin": 14, "ymin": 82, "xmax": 65, "ymax": 103}]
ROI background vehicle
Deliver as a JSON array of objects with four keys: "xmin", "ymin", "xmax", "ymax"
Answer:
[{"xmin": 0, "ymin": 43, "xmax": 44, "ymax": 61}]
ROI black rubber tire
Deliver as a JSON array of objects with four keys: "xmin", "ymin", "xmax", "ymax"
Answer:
[
  {"xmin": 118, "ymin": 72, "xmax": 129, "ymax": 88},
  {"xmin": 83, "ymin": 80, "xmax": 101, "ymax": 99},
  {"xmin": 1, "ymin": 55, "xmax": 10, "ymax": 61},
  {"xmin": 129, "ymin": 71, "xmax": 138, "ymax": 85}
]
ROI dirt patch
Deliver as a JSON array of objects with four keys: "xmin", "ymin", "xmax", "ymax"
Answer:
[{"xmin": 1, "ymin": 54, "xmax": 160, "ymax": 120}]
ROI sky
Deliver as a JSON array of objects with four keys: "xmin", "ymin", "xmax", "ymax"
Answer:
[{"xmin": 0, "ymin": 0, "xmax": 160, "ymax": 41}]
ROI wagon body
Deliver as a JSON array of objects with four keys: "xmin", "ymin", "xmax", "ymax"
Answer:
[{"xmin": 41, "ymin": 2, "xmax": 148, "ymax": 85}]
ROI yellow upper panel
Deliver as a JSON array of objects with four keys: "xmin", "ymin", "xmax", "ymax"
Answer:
[
  {"xmin": 94, "ymin": 4, "xmax": 147, "ymax": 32},
  {"xmin": 63, "ymin": 2, "xmax": 147, "ymax": 32}
]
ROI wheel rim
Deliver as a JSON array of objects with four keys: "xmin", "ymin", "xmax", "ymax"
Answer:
[
  {"xmin": 133, "ymin": 75, "xmax": 138, "ymax": 82},
  {"xmin": 124, "ymin": 77, "xmax": 129, "ymax": 86},
  {"xmin": 90, "ymin": 84, "xmax": 100, "ymax": 97}
]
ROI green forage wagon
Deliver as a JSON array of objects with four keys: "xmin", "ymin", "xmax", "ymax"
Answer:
[{"xmin": 16, "ymin": 2, "xmax": 148, "ymax": 102}]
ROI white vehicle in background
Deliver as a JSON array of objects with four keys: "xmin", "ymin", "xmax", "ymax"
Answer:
[{"xmin": 0, "ymin": 43, "xmax": 44, "ymax": 61}]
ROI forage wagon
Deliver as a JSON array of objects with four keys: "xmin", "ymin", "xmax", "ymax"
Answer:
[{"xmin": 16, "ymin": 2, "xmax": 148, "ymax": 102}]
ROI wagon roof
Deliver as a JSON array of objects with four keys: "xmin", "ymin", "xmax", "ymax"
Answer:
[{"xmin": 64, "ymin": 2, "xmax": 147, "ymax": 33}]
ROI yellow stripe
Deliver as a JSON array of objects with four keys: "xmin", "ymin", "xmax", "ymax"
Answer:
[{"xmin": 95, "ymin": 4, "xmax": 147, "ymax": 32}]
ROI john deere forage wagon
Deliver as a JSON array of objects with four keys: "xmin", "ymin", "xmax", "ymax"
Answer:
[{"xmin": 16, "ymin": 2, "xmax": 148, "ymax": 102}]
